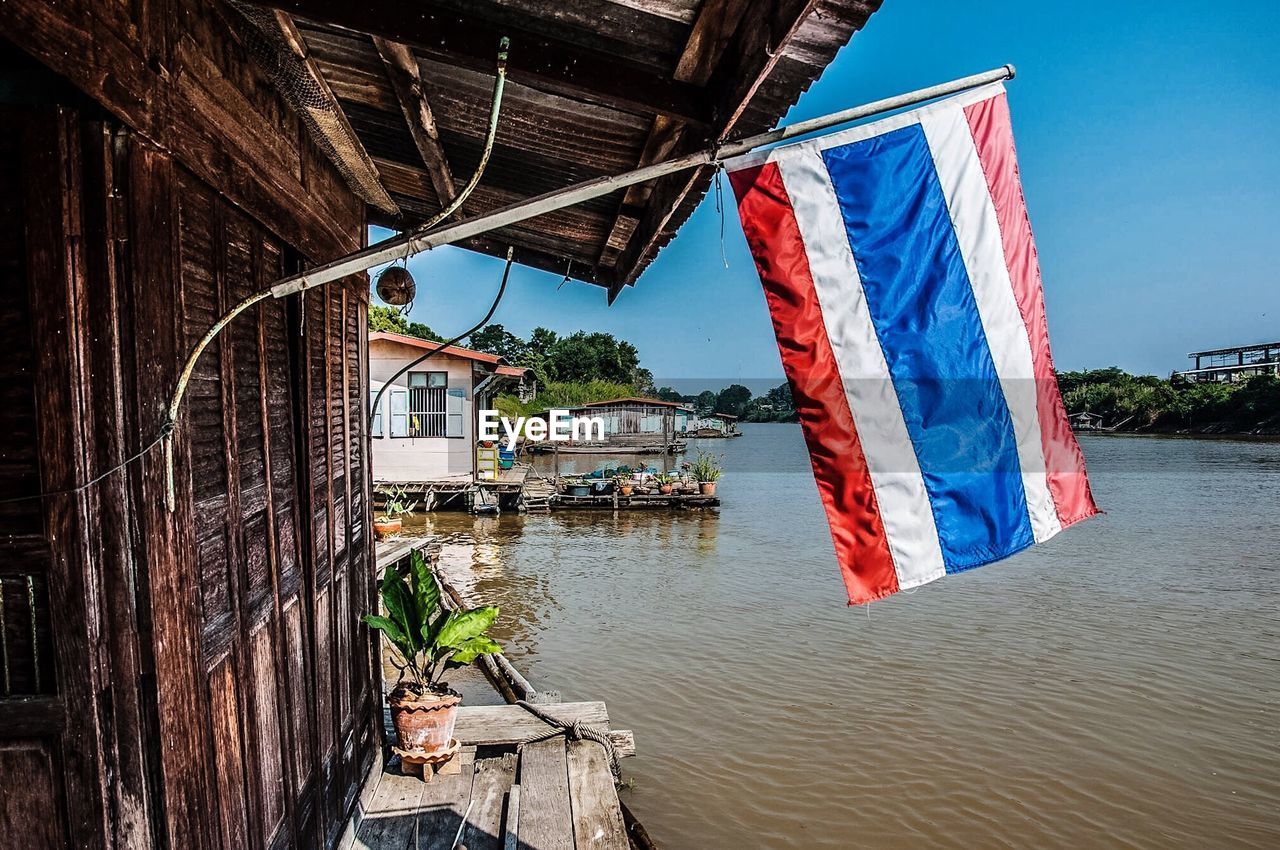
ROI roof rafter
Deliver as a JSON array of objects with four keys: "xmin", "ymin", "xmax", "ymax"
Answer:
[
  {"xmin": 371, "ymin": 36, "xmax": 457, "ymax": 206},
  {"xmin": 598, "ymin": 0, "xmax": 752, "ymax": 270},
  {"xmin": 609, "ymin": 0, "xmax": 824, "ymax": 301},
  {"xmin": 238, "ymin": 0, "xmax": 713, "ymax": 124}
]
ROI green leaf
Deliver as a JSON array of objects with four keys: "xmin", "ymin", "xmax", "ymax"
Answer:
[
  {"xmin": 446, "ymin": 635, "xmax": 502, "ymax": 666},
  {"xmin": 433, "ymin": 606, "xmax": 499, "ymax": 651},
  {"xmin": 380, "ymin": 570, "xmax": 421, "ymax": 655},
  {"xmin": 409, "ymin": 550, "xmax": 441, "ymax": 622},
  {"xmin": 363, "ymin": 614, "xmax": 405, "ymax": 644}
]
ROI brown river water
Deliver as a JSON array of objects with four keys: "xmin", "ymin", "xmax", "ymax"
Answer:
[{"xmin": 398, "ymin": 426, "xmax": 1279, "ymax": 848}]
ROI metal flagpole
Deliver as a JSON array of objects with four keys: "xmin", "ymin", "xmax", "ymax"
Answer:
[{"xmin": 270, "ymin": 65, "xmax": 1015, "ymax": 299}]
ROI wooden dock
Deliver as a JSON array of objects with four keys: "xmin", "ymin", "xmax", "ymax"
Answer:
[
  {"xmin": 552, "ymin": 492, "xmax": 719, "ymax": 509},
  {"xmin": 340, "ymin": 703, "xmax": 635, "ymax": 850},
  {"xmin": 362, "ymin": 540, "xmax": 653, "ymax": 850}
]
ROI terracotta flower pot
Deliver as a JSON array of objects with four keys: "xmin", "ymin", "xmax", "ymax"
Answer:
[
  {"xmin": 659, "ymin": 484, "xmax": 673, "ymax": 495},
  {"xmin": 620, "ymin": 485, "xmax": 634, "ymax": 496},
  {"xmin": 699, "ymin": 481, "xmax": 717, "ymax": 496},
  {"xmin": 373, "ymin": 517, "xmax": 402, "ymax": 538},
  {"xmin": 389, "ymin": 690, "xmax": 461, "ymax": 754}
]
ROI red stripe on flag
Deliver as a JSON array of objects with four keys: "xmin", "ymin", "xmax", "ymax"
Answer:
[
  {"xmin": 964, "ymin": 95, "xmax": 1099, "ymax": 526},
  {"xmin": 728, "ymin": 163, "xmax": 900, "ymax": 603}
]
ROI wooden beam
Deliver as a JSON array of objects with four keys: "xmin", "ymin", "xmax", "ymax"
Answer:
[
  {"xmin": 239, "ymin": 1, "xmax": 712, "ymax": 124},
  {"xmin": 610, "ymin": 0, "xmax": 824, "ymax": 297},
  {"xmin": 598, "ymin": 0, "xmax": 750, "ymax": 268},
  {"xmin": 675, "ymin": 0, "xmax": 754, "ymax": 87},
  {"xmin": 225, "ymin": 3, "xmax": 400, "ymax": 214},
  {"xmin": 371, "ymin": 37, "xmax": 457, "ymax": 205}
]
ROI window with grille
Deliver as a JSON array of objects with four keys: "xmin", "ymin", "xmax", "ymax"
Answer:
[{"xmin": 408, "ymin": 371, "xmax": 448, "ymax": 437}]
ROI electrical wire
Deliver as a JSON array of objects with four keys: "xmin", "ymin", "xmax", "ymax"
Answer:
[
  {"xmin": 369, "ymin": 247, "xmax": 515, "ymax": 431},
  {"xmin": 0, "ymin": 426, "xmax": 171, "ymax": 506}
]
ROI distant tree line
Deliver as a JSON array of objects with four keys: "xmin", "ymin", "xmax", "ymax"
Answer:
[
  {"xmin": 372, "ymin": 307, "xmax": 1277, "ymax": 434},
  {"xmin": 1058, "ymin": 368, "xmax": 1280, "ymax": 433}
]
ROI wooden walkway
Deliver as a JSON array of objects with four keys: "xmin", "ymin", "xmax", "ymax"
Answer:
[{"xmin": 340, "ymin": 703, "xmax": 634, "ymax": 850}]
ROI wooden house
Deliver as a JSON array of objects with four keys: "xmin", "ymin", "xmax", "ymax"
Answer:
[
  {"xmin": 368, "ymin": 333, "xmax": 528, "ymax": 482},
  {"xmin": 0, "ymin": 1, "xmax": 882, "ymax": 847}
]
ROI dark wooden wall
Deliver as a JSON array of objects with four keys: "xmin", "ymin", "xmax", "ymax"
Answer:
[{"xmin": 0, "ymin": 2, "xmax": 377, "ymax": 849}]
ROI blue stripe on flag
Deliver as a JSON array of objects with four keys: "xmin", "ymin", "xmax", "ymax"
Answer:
[{"xmin": 820, "ymin": 124, "xmax": 1034, "ymax": 571}]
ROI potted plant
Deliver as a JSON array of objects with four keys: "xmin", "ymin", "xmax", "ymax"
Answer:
[
  {"xmin": 374, "ymin": 485, "xmax": 416, "ymax": 537},
  {"xmin": 364, "ymin": 551, "xmax": 502, "ymax": 756},
  {"xmin": 615, "ymin": 475, "xmax": 634, "ymax": 497},
  {"xmin": 654, "ymin": 473, "xmax": 674, "ymax": 495},
  {"xmin": 692, "ymin": 452, "xmax": 722, "ymax": 496}
]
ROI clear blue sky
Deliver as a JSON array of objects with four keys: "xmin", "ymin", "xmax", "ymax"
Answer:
[{"xmin": 372, "ymin": 0, "xmax": 1280, "ymax": 388}]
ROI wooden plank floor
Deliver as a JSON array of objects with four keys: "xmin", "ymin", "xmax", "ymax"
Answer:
[{"xmin": 342, "ymin": 704, "xmax": 631, "ymax": 850}]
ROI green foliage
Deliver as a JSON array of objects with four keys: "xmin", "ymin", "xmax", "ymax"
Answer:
[
  {"xmin": 363, "ymin": 550, "xmax": 502, "ymax": 693},
  {"xmin": 369, "ymin": 305, "xmax": 409, "ymax": 334},
  {"xmin": 691, "ymin": 452, "xmax": 722, "ymax": 482},
  {"xmin": 376, "ymin": 485, "xmax": 416, "ymax": 521},
  {"xmin": 368, "ymin": 305, "xmax": 442, "ymax": 342},
  {"xmin": 499, "ymin": 379, "xmax": 640, "ymax": 417},
  {"xmin": 714, "ymin": 384, "xmax": 753, "ymax": 418},
  {"xmin": 1057, "ymin": 368, "xmax": 1280, "ymax": 432},
  {"xmin": 655, "ymin": 386, "xmax": 690, "ymax": 403},
  {"xmin": 542, "ymin": 331, "xmax": 643, "ymax": 384},
  {"xmin": 468, "ymin": 323, "xmax": 527, "ymax": 360}
]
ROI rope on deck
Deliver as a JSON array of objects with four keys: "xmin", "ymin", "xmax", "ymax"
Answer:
[{"xmin": 514, "ymin": 699, "xmax": 621, "ymax": 781}]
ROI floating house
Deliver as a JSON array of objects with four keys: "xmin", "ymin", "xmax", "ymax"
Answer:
[
  {"xmin": 694, "ymin": 412, "xmax": 742, "ymax": 437},
  {"xmin": 369, "ymin": 332, "xmax": 529, "ymax": 482},
  {"xmin": 0, "ymin": 1, "xmax": 879, "ymax": 846},
  {"xmin": 529, "ymin": 396, "xmax": 694, "ymax": 453}
]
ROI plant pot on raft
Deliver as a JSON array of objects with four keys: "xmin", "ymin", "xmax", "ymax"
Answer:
[
  {"xmin": 698, "ymin": 481, "xmax": 717, "ymax": 496},
  {"xmin": 374, "ymin": 517, "xmax": 402, "ymax": 537},
  {"xmin": 658, "ymin": 484, "xmax": 673, "ymax": 495},
  {"xmin": 619, "ymin": 484, "xmax": 634, "ymax": 497},
  {"xmin": 389, "ymin": 687, "xmax": 461, "ymax": 754}
]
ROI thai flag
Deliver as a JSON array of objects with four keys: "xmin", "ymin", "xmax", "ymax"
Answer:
[{"xmin": 727, "ymin": 83, "xmax": 1098, "ymax": 605}]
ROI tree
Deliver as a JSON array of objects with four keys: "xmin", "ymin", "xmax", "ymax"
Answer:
[
  {"xmin": 695, "ymin": 390, "xmax": 718, "ymax": 413},
  {"xmin": 715, "ymin": 384, "xmax": 752, "ymax": 418},
  {"xmin": 369, "ymin": 305, "xmax": 409, "ymax": 335},
  {"xmin": 655, "ymin": 386, "xmax": 686, "ymax": 403},
  {"xmin": 543, "ymin": 331, "xmax": 639, "ymax": 384},
  {"xmin": 369, "ymin": 305, "xmax": 442, "ymax": 341},
  {"xmin": 468, "ymin": 324, "xmax": 526, "ymax": 361},
  {"xmin": 406, "ymin": 321, "xmax": 443, "ymax": 343}
]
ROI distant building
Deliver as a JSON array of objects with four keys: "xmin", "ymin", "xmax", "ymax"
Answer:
[
  {"xmin": 693, "ymin": 413, "xmax": 741, "ymax": 437},
  {"xmin": 369, "ymin": 332, "xmax": 529, "ymax": 482},
  {"xmin": 1068, "ymin": 411, "xmax": 1104, "ymax": 431},
  {"xmin": 575, "ymin": 397, "xmax": 693, "ymax": 437},
  {"xmin": 1176, "ymin": 341, "xmax": 1280, "ymax": 383}
]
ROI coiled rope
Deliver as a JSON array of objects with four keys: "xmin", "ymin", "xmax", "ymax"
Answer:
[{"xmin": 515, "ymin": 699, "xmax": 621, "ymax": 781}]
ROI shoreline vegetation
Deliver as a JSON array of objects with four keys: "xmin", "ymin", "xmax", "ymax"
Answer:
[{"xmin": 369, "ymin": 310, "xmax": 1279, "ymax": 436}]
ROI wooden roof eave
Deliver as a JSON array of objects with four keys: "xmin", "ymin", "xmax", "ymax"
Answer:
[{"xmin": 233, "ymin": 0, "xmax": 883, "ymax": 296}]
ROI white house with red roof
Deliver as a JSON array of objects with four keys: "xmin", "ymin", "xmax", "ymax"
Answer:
[{"xmin": 369, "ymin": 332, "xmax": 530, "ymax": 482}]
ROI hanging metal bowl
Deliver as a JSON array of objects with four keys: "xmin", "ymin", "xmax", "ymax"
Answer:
[{"xmin": 376, "ymin": 266, "xmax": 416, "ymax": 306}]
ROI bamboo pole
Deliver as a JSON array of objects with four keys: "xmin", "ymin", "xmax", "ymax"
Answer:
[{"xmin": 270, "ymin": 65, "xmax": 1016, "ymax": 298}]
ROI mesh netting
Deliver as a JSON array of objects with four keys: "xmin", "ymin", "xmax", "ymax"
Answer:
[{"xmin": 227, "ymin": 2, "xmax": 399, "ymax": 214}]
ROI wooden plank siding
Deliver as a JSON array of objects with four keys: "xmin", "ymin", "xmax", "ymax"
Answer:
[{"xmin": 0, "ymin": 2, "xmax": 377, "ymax": 848}]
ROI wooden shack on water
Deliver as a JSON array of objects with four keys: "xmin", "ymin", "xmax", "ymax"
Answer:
[{"xmin": 0, "ymin": 1, "xmax": 881, "ymax": 847}]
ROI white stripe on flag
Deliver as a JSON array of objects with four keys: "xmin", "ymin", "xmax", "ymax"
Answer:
[
  {"xmin": 920, "ymin": 105, "xmax": 1063, "ymax": 543},
  {"xmin": 775, "ymin": 146, "xmax": 948, "ymax": 589}
]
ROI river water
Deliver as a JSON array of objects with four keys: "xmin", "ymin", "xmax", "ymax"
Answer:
[{"xmin": 402, "ymin": 425, "xmax": 1279, "ymax": 848}]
